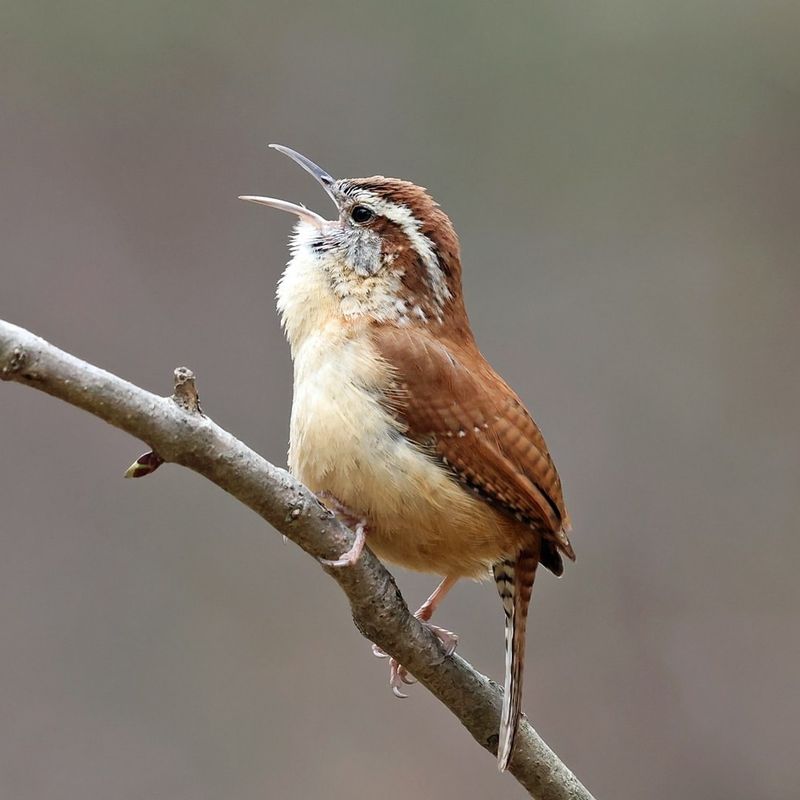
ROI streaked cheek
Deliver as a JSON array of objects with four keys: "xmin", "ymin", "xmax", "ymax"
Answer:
[{"xmin": 347, "ymin": 230, "xmax": 382, "ymax": 277}]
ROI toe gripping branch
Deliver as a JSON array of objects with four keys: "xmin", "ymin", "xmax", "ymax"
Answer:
[
  {"xmin": 314, "ymin": 491, "xmax": 368, "ymax": 568},
  {"xmin": 319, "ymin": 521, "xmax": 367, "ymax": 568}
]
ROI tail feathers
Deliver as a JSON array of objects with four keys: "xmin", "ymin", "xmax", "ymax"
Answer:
[{"xmin": 493, "ymin": 547, "xmax": 538, "ymax": 772}]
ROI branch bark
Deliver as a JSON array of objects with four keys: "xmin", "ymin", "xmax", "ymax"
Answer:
[{"xmin": 0, "ymin": 318, "xmax": 594, "ymax": 800}]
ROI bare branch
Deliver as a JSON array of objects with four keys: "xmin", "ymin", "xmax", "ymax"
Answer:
[{"xmin": 0, "ymin": 318, "xmax": 594, "ymax": 800}]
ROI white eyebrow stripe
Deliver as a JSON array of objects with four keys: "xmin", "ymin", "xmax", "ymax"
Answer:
[{"xmin": 351, "ymin": 189, "xmax": 452, "ymax": 318}]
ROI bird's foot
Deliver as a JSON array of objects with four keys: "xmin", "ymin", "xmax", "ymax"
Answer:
[
  {"xmin": 315, "ymin": 491, "xmax": 368, "ymax": 568},
  {"xmin": 372, "ymin": 621, "xmax": 459, "ymax": 698},
  {"xmin": 319, "ymin": 521, "xmax": 366, "ymax": 567}
]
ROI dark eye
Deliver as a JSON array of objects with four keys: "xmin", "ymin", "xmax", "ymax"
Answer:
[{"xmin": 351, "ymin": 205, "xmax": 374, "ymax": 224}]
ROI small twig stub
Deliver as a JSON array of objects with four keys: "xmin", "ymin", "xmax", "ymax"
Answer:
[
  {"xmin": 123, "ymin": 367, "xmax": 201, "ymax": 477},
  {"xmin": 171, "ymin": 366, "xmax": 201, "ymax": 413}
]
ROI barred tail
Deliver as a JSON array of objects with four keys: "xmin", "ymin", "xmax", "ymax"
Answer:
[{"xmin": 493, "ymin": 546, "xmax": 539, "ymax": 772}]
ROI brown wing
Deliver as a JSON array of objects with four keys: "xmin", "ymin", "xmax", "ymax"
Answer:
[{"xmin": 372, "ymin": 326, "xmax": 575, "ymax": 573}]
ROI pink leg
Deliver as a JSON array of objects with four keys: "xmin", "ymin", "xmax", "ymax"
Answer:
[
  {"xmin": 373, "ymin": 576, "xmax": 459, "ymax": 697},
  {"xmin": 417, "ymin": 575, "xmax": 459, "ymax": 622},
  {"xmin": 319, "ymin": 522, "xmax": 366, "ymax": 567},
  {"xmin": 316, "ymin": 491, "xmax": 368, "ymax": 568}
]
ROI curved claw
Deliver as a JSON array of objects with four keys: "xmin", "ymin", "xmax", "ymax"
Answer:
[
  {"xmin": 389, "ymin": 660, "xmax": 415, "ymax": 698},
  {"xmin": 374, "ymin": 620, "xmax": 459, "ymax": 700},
  {"xmin": 428, "ymin": 624, "xmax": 459, "ymax": 657},
  {"xmin": 399, "ymin": 670, "xmax": 417, "ymax": 685},
  {"xmin": 371, "ymin": 643, "xmax": 389, "ymax": 659},
  {"xmin": 374, "ymin": 643, "xmax": 416, "ymax": 696}
]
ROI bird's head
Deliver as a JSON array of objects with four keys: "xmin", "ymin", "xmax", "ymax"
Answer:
[{"xmin": 241, "ymin": 145, "xmax": 466, "ymax": 329}]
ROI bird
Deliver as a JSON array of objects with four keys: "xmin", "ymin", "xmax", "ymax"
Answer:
[{"xmin": 240, "ymin": 145, "xmax": 575, "ymax": 771}]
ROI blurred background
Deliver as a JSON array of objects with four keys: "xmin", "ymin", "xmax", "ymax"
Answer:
[{"xmin": 1, "ymin": 2, "xmax": 799, "ymax": 798}]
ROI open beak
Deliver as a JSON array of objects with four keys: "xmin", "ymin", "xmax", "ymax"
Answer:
[{"xmin": 239, "ymin": 144, "xmax": 338, "ymax": 229}]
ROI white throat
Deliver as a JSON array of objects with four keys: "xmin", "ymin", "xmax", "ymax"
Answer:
[{"xmin": 277, "ymin": 221, "xmax": 423, "ymax": 352}]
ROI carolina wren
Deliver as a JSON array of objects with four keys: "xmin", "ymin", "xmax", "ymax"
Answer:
[{"xmin": 240, "ymin": 146, "xmax": 574, "ymax": 771}]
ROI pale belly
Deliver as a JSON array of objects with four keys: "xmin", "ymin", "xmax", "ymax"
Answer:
[{"xmin": 287, "ymin": 329, "xmax": 516, "ymax": 578}]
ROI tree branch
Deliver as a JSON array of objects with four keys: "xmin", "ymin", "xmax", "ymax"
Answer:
[{"xmin": 0, "ymin": 319, "xmax": 594, "ymax": 800}]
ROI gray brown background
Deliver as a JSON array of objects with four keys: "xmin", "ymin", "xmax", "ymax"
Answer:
[{"xmin": 2, "ymin": 3, "xmax": 799, "ymax": 798}]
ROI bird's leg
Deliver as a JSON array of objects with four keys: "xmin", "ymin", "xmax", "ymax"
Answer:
[
  {"xmin": 319, "ymin": 522, "xmax": 366, "ymax": 567},
  {"xmin": 373, "ymin": 575, "xmax": 459, "ymax": 697},
  {"xmin": 414, "ymin": 574, "xmax": 460, "ymax": 652},
  {"xmin": 316, "ymin": 491, "xmax": 368, "ymax": 568}
]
